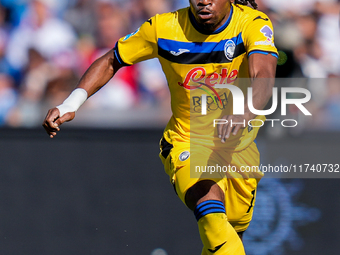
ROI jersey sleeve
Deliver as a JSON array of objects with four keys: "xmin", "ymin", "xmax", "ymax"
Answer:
[
  {"xmin": 114, "ymin": 16, "xmax": 158, "ymax": 66},
  {"xmin": 242, "ymin": 13, "xmax": 278, "ymax": 58}
]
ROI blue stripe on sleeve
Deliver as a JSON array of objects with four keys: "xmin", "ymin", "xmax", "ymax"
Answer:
[
  {"xmin": 114, "ymin": 42, "xmax": 130, "ymax": 66},
  {"xmin": 248, "ymin": 50, "xmax": 278, "ymax": 58}
]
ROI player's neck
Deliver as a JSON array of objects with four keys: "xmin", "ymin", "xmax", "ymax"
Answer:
[
  {"xmin": 211, "ymin": 4, "xmax": 232, "ymax": 33},
  {"xmin": 189, "ymin": 4, "xmax": 233, "ymax": 35}
]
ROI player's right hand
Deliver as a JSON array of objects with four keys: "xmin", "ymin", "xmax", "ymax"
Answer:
[{"xmin": 42, "ymin": 108, "xmax": 75, "ymax": 138}]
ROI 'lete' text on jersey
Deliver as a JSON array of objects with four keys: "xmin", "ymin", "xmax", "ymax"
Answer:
[{"xmin": 115, "ymin": 4, "xmax": 278, "ymax": 151}]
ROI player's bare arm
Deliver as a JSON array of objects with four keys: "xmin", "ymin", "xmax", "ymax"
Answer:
[
  {"xmin": 42, "ymin": 49, "xmax": 123, "ymax": 138},
  {"xmin": 218, "ymin": 53, "xmax": 277, "ymax": 143}
]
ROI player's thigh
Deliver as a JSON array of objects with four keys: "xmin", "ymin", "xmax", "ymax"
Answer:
[
  {"xmin": 173, "ymin": 145, "xmax": 227, "ymax": 207},
  {"xmin": 225, "ymin": 177, "xmax": 259, "ymax": 232},
  {"xmin": 160, "ymin": 139, "xmax": 226, "ymax": 207},
  {"xmin": 224, "ymin": 142, "xmax": 262, "ymax": 232}
]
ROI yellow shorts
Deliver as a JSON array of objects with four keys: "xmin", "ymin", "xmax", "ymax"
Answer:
[{"xmin": 159, "ymin": 137, "xmax": 263, "ymax": 232}]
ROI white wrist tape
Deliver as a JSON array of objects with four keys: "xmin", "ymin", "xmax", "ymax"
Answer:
[{"xmin": 56, "ymin": 88, "xmax": 88, "ymax": 117}]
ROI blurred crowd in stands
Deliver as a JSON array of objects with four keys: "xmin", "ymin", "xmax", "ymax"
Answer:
[{"xmin": 0, "ymin": 0, "xmax": 338, "ymax": 129}]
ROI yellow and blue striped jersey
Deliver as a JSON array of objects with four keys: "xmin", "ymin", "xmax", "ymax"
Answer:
[{"xmin": 115, "ymin": 4, "xmax": 278, "ymax": 151}]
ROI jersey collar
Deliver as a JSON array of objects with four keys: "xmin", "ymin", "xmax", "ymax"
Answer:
[{"xmin": 188, "ymin": 4, "xmax": 233, "ymax": 35}]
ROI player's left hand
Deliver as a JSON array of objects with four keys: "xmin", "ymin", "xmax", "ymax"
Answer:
[
  {"xmin": 217, "ymin": 114, "xmax": 251, "ymax": 143},
  {"xmin": 42, "ymin": 108, "xmax": 75, "ymax": 138}
]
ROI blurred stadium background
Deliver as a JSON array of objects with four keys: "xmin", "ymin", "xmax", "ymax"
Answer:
[{"xmin": 0, "ymin": 0, "xmax": 339, "ymax": 254}]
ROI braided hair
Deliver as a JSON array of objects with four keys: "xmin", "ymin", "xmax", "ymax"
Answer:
[{"xmin": 234, "ymin": 0, "xmax": 258, "ymax": 9}]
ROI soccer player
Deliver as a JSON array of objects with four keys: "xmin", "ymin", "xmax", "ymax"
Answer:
[{"xmin": 43, "ymin": 0, "xmax": 277, "ymax": 254}]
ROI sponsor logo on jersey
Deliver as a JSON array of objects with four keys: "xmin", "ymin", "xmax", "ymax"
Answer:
[
  {"xmin": 224, "ymin": 40, "xmax": 236, "ymax": 61},
  {"xmin": 179, "ymin": 67, "xmax": 238, "ymax": 90},
  {"xmin": 170, "ymin": 49, "xmax": 190, "ymax": 56},
  {"xmin": 254, "ymin": 41, "xmax": 275, "ymax": 47},
  {"xmin": 179, "ymin": 151, "xmax": 190, "ymax": 161},
  {"xmin": 123, "ymin": 28, "xmax": 140, "ymax": 41},
  {"xmin": 255, "ymin": 25, "xmax": 275, "ymax": 47},
  {"xmin": 179, "ymin": 67, "xmax": 238, "ymax": 112},
  {"xmin": 260, "ymin": 25, "xmax": 273, "ymax": 41},
  {"xmin": 192, "ymin": 91, "xmax": 228, "ymax": 113}
]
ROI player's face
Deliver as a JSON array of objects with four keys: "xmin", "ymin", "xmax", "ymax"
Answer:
[{"xmin": 189, "ymin": 0, "xmax": 231, "ymax": 32}]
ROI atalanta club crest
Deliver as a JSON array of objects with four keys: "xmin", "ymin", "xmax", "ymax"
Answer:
[
  {"xmin": 179, "ymin": 151, "xmax": 190, "ymax": 161},
  {"xmin": 224, "ymin": 40, "xmax": 236, "ymax": 61}
]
